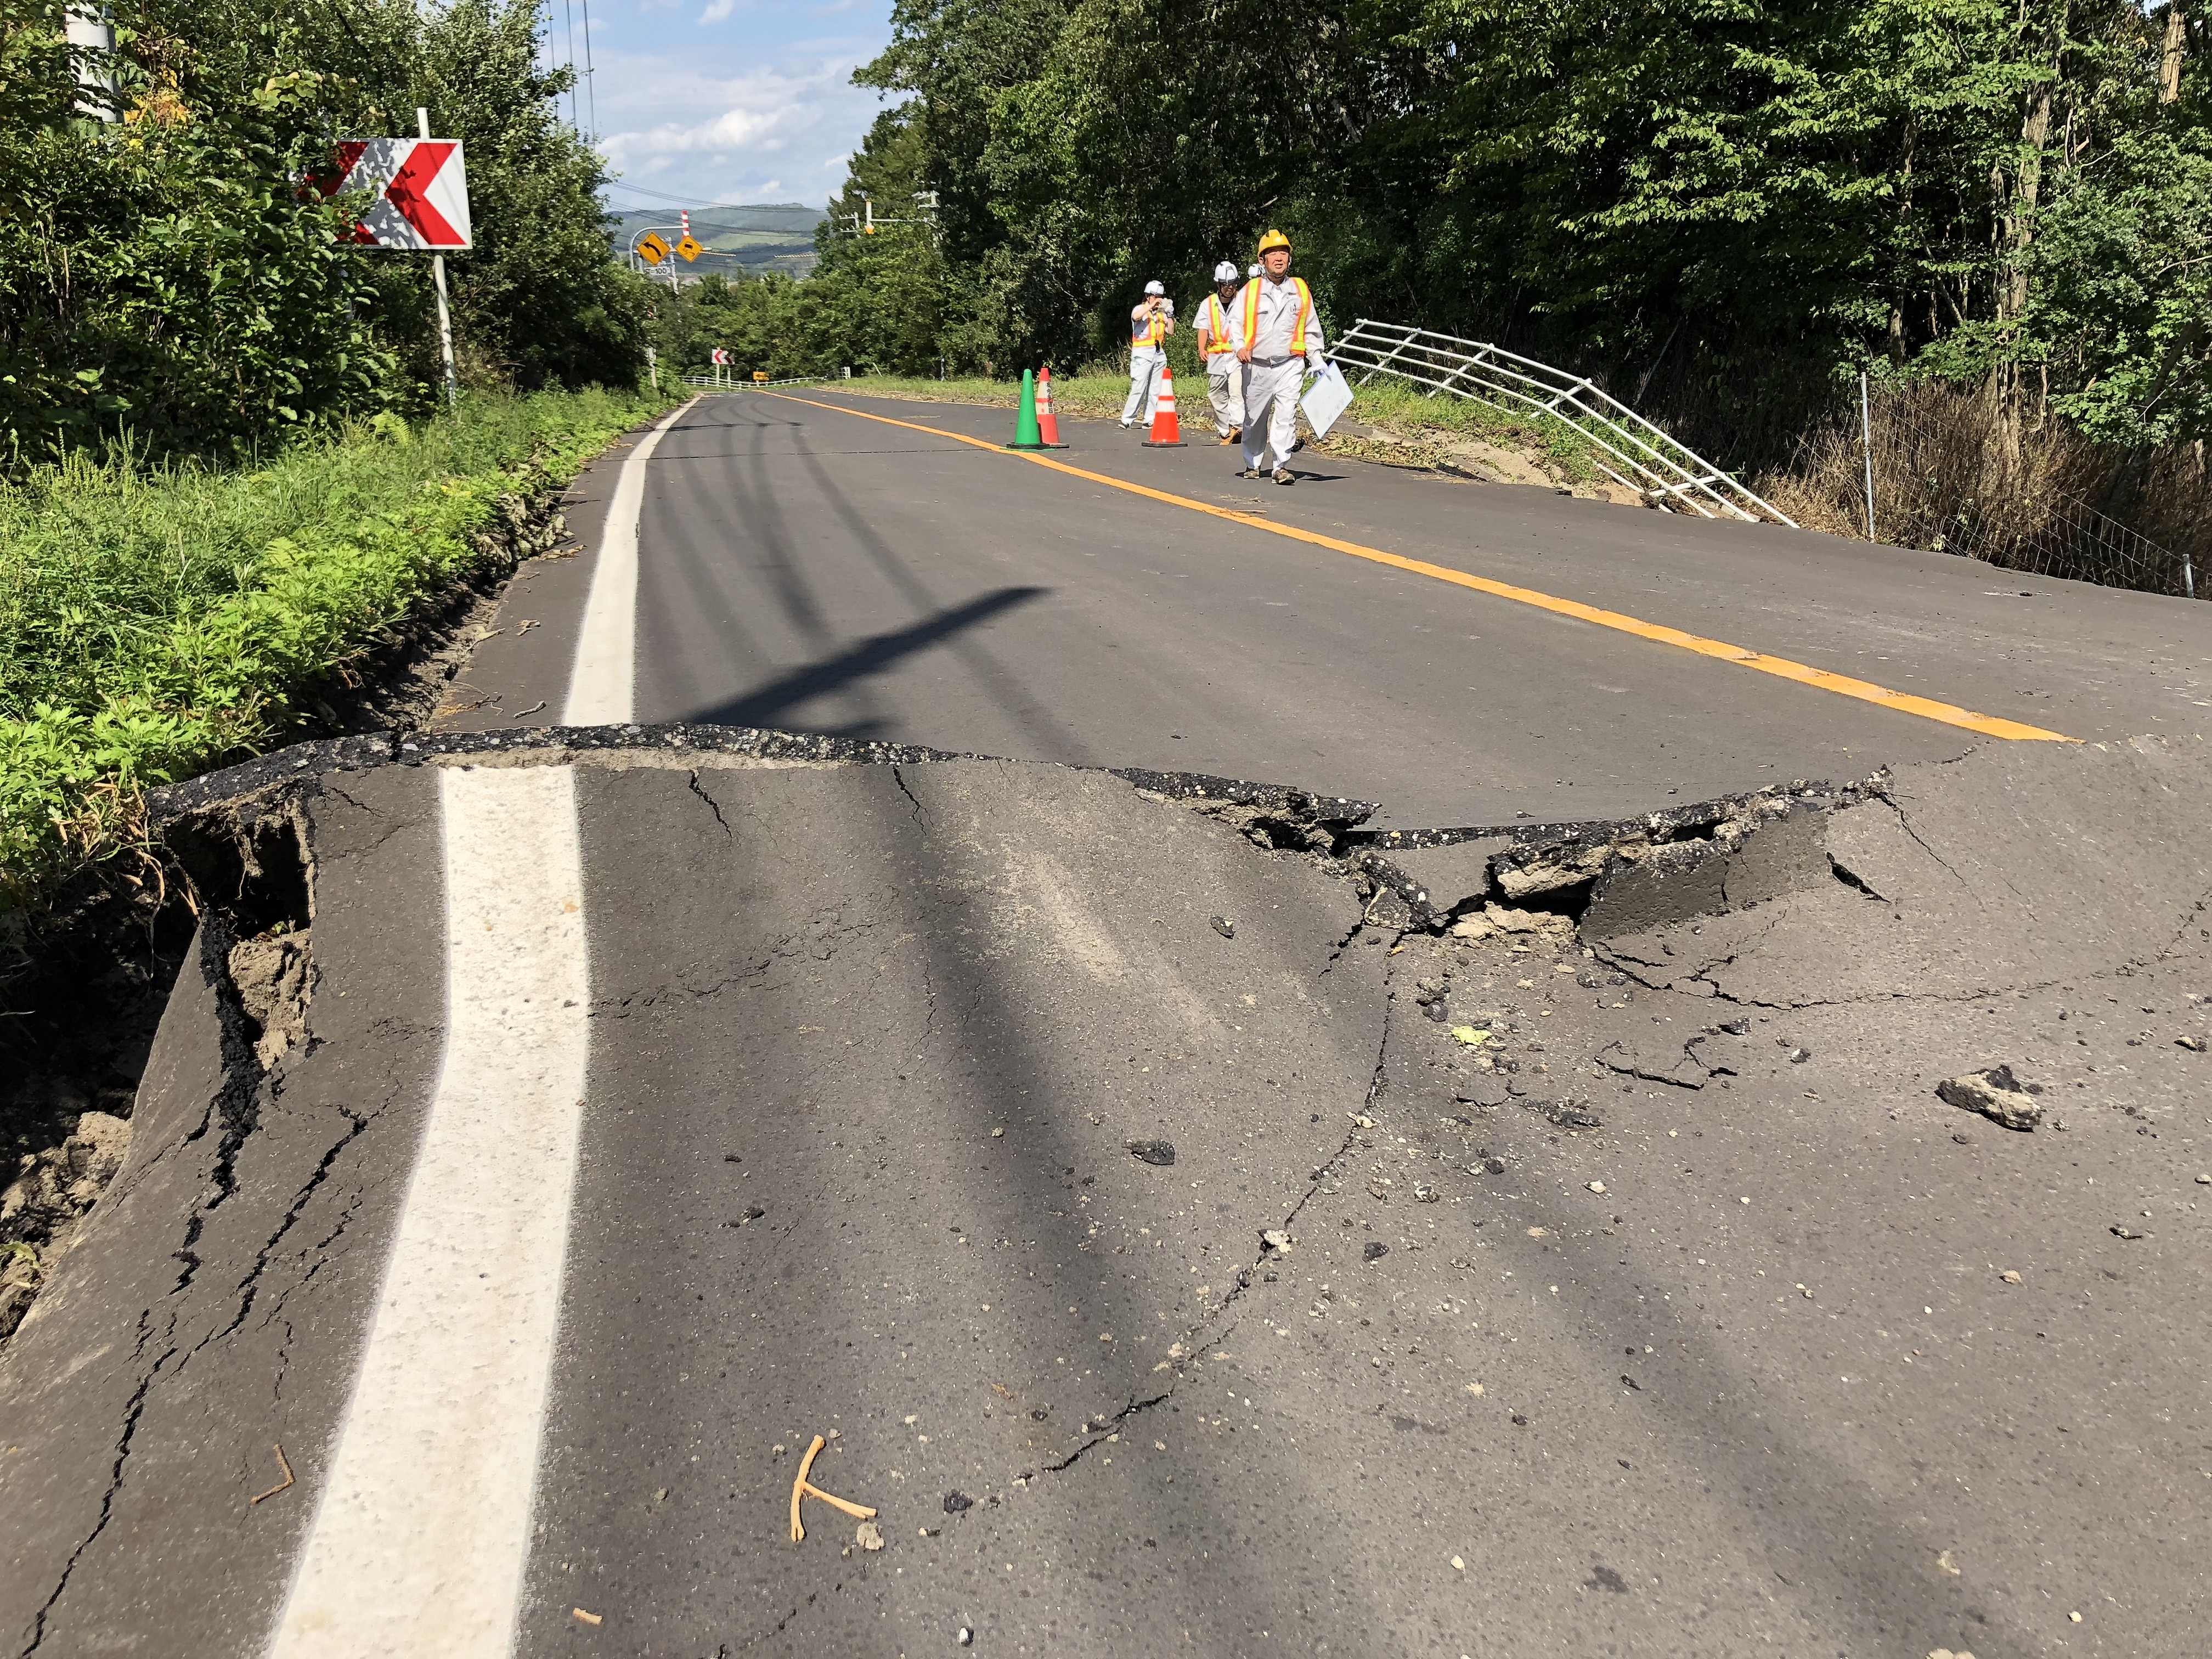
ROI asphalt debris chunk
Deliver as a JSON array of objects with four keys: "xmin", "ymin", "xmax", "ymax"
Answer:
[
  {"xmin": 1210, "ymin": 916, "xmax": 1236, "ymax": 939},
  {"xmin": 1127, "ymin": 1139, "xmax": 1177, "ymax": 1166},
  {"xmin": 944, "ymin": 1491, "xmax": 975, "ymax": 1514},
  {"xmin": 1363, "ymin": 1241, "xmax": 1389, "ymax": 1262},
  {"xmin": 1937, "ymin": 1065, "xmax": 2042, "ymax": 1132}
]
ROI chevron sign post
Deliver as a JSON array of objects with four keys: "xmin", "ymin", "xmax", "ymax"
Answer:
[{"xmin": 313, "ymin": 110, "xmax": 472, "ymax": 407}]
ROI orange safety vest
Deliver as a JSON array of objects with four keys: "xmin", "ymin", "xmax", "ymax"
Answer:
[
  {"xmin": 1241, "ymin": 276, "xmax": 1314, "ymax": 357},
  {"xmin": 1131, "ymin": 307, "xmax": 1168, "ymax": 351},
  {"xmin": 1199, "ymin": 294, "xmax": 1237, "ymax": 356}
]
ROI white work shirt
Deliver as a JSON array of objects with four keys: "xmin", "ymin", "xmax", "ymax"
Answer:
[
  {"xmin": 1229, "ymin": 275, "xmax": 1324, "ymax": 362},
  {"xmin": 1194, "ymin": 292, "xmax": 1240, "ymax": 362}
]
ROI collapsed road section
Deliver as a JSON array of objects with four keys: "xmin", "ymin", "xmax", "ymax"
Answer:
[{"xmin": 2, "ymin": 727, "xmax": 2208, "ymax": 1658}]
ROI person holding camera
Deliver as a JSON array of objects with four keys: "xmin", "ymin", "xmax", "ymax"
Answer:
[{"xmin": 1120, "ymin": 279, "xmax": 1175, "ymax": 430}]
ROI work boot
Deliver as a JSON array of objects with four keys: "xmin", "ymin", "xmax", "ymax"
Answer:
[
  {"xmin": 1240, "ymin": 467, "xmax": 1263, "ymax": 481},
  {"xmin": 1216, "ymin": 431, "xmax": 1235, "ymax": 445},
  {"xmin": 1273, "ymin": 467, "xmax": 1295, "ymax": 486},
  {"xmin": 1290, "ymin": 437, "xmax": 1305, "ymax": 453}
]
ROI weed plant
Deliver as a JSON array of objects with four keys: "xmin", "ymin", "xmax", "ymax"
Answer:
[{"xmin": 0, "ymin": 385, "xmax": 673, "ymax": 913}]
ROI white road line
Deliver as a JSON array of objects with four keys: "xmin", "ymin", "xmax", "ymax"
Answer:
[
  {"xmin": 563, "ymin": 397, "xmax": 698, "ymax": 725},
  {"xmin": 268, "ymin": 764, "xmax": 590, "ymax": 1659}
]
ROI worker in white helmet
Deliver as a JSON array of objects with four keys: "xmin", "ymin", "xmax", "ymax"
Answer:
[
  {"xmin": 1120, "ymin": 279, "xmax": 1175, "ymax": 430},
  {"xmin": 1194, "ymin": 261, "xmax": 1245, "ymax": 445},
  {"xmin": 1231, "ymin": 229, "xmax": 1325, "ymax": 484}
]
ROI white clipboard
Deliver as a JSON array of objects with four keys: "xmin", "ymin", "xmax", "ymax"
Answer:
[{"xmin": 1300, "ymin": 362, "xmax": 1354, "ymax": 440}]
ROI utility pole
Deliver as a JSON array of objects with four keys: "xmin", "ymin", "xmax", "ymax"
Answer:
[
  {"xmin": 420, "ymin": 108, "xmax": 460, "ymax": 410},
  {"xmin": 579, "ymin": 0, "xmax": 599, "ymax": 140}
]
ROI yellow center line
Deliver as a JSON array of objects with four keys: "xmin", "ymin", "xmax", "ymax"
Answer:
[{"xmin": 758, "ymin": 390, "xmax": 2076, "ymax": 743}]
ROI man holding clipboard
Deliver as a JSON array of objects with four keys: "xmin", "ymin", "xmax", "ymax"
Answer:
[{"xmin": 1232, "ymin": 229, "xmax": 1329, "ymax": 484}]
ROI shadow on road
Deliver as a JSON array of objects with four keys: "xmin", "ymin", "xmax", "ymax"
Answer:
[{"xmin": 685, "ymin": 585, "xmax": 1047, "ymax": 732}]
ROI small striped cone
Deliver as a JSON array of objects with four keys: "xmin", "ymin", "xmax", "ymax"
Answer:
[
  {"xmin": 1143, "ymin": 365, "xmax": 1188, "ymax": 447},
  {"xmin": 1035, "ymin": 367, "xmax": 1068, "ymax": 446}
]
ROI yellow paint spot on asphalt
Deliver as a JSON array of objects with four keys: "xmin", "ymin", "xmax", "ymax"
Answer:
[{"xmin": 759, "ymin": 392, "xmax": 2077, "ymax": 743}]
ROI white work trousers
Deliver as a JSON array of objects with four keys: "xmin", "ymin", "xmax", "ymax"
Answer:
[
  {"xmin": 1205, "ymin": 358, "xmax": 1244, "ymax": 435},
  {"xmin": 1240, "ymin": 359, "xmax": 1304, "ymax": 472},
  {"xmin": 1122, "ymin": 349, "xmax": 1166, "ymax": 425}
]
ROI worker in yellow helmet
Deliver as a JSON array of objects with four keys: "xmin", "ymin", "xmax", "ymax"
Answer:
[
  {"xmin": 1231, "ymin": 229, "xmax": 1325, "ymax": 484},
  {"xmin": 1120, "ymin": 279, "xmax": 1175, "ymax": 430},
  {"xmin": 1194, "ymin": 261, "xmax": 1246, "ymax": 445}
]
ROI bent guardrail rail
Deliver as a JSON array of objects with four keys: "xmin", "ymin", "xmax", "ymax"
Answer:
[
  {"xmin": 1330, "ymin": 319, "xmax": 1796, "ymax": 527},
  {"xmin": 684, "ymin": 374, "xmax": 831, "ymax": 389}
]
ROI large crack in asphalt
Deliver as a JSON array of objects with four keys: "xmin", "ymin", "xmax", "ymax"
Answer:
[
  {"xmin": 16, "ymin": 724, "xmax": 2211, "ymax": 1653},
  {"xmin": 161, "ymin": 918, "xmax": 263, "ymax": 1304},
  {"xmin": 1024, "ymin": 1000, "xmax": 1391, "ymax": 1483}
]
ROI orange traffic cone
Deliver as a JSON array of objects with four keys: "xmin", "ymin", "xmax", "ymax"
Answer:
[
  {"xmin": 1143, "ymin": 365, "xmax": 1187, "ymax": 448},
  {"xmin": 1035, "ymin": 366, "xmax": 1068, "ymax": 447}
]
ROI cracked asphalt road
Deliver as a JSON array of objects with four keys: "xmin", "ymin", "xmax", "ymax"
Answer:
[
  {"xmin": 4, "ymin": 733, "xmax": 2210, "ymax": 1658},
  {"xmin": 5, "ymin": 393, "xmax": 2211, "ymax": 1657}
]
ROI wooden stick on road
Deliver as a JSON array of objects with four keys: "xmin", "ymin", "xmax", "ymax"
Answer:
[{"xmin": 788, "ymin": 1434, "xmax": 878, "ymax": 1543}]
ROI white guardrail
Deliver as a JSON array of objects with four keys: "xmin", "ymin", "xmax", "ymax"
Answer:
[
  {"xmin": 1330, "ymin": 319, "xmax": 1796, "ymax": 526},
  {"xmin": 683, "ymin": 374, "xmax": 830, "ymax": 388}
]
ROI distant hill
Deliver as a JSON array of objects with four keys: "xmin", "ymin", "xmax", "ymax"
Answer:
[{"xmin": 606, "ymin": 204, "xmax": 823, "ymax": 278}]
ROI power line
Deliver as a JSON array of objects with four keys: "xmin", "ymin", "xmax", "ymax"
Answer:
[{"xmin": 601, "ymin": 183, "xmax": 825, "ymax": 213}]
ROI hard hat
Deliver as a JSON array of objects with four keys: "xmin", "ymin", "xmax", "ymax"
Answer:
[
  {"xmin": 1214, "ymin": 260, "xmax": 1240, "ymax": 283},
  {"xmin": 1257, "ymin": 228, "xmax": 1292, "ymax": 256},
  {"xmin": 1143, "ymin": 279, "xmax": 1165, "ymax": 296},
  {"xmin": 1248, "ymin": 263, "xmax": 1261, "ymax": 278}
]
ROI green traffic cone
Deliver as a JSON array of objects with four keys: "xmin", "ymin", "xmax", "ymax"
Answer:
[{"xmin": 1007, "ymin": 369, "xmax": 1045, "ymax": 449}]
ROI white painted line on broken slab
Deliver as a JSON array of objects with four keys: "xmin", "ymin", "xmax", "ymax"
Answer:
[
  {"xmin": 268, "ymin": 763, "xmax": 590, "ymax": 1659},
  {"xmin": 562, "ymin": 397, "xmax": 698, "ymax": 726}
]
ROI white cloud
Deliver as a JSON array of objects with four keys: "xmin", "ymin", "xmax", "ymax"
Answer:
[
  {"xmin": 696, "ymin": 0, "xmax": 735, "ymax": 24},
  {"xmin": 597, "ymin": 51, "xmax": 885, "ymax": 205}
]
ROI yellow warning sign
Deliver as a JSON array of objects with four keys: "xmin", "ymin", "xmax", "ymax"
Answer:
[
  {"xmin": 753, "ymin": 370, "xmax": 769, "ymax": 383},
  {"xmin": 637, "ymin": 232, "xmax": 670, "ymax": 266},
  {"xmin": 676, "ymin": 235, "xmax": 703, "ymax": 262}
]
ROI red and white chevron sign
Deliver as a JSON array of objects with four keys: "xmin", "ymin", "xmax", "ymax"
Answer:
[
  {"xmin": 710, "ymin": 348, "xmax": 730, "ymax": 365},
  {"xmin": 317, "ymin": 138, "xmax": 472, "ymax": 250}
]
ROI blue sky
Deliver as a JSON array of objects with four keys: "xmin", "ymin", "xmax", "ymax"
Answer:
[{"xmin": 550, "ymin": 0, "xmax": 897, "ymax": 211}]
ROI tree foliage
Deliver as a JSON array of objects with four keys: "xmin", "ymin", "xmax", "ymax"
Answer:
[
  {"xmin": 0, "ymin": 0, "xmax": 645, "ymax": 471},
  {"xmin": 825, "ymin": 0, "xmax": 2210, "ymax": 455}
]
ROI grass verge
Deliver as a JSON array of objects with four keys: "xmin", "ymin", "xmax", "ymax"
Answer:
[
  {"xmin": 0, "ymin": 385, "xmax": 675, "ymax": 915},
  {"xmin": 823, "ymin": 371, "xmax": 1136, "ymax": 421}
]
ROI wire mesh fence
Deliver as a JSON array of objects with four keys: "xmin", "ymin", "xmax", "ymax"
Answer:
[
  {"xmin": 1331, "ymin": 319, "xmax": 1797, "ymax": 526},
  {"xmin": 1764, "ymin": 381, "xmax": 2202, "ymax": 601},
  {"xmin": 1944, "ymin": 488, "xmax": 2195, "ymax": 597}
]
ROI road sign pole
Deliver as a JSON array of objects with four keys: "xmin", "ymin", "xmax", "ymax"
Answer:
[{"xmin": 420, "ymin": 108, "xmax": 459, "ymax": 411}]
